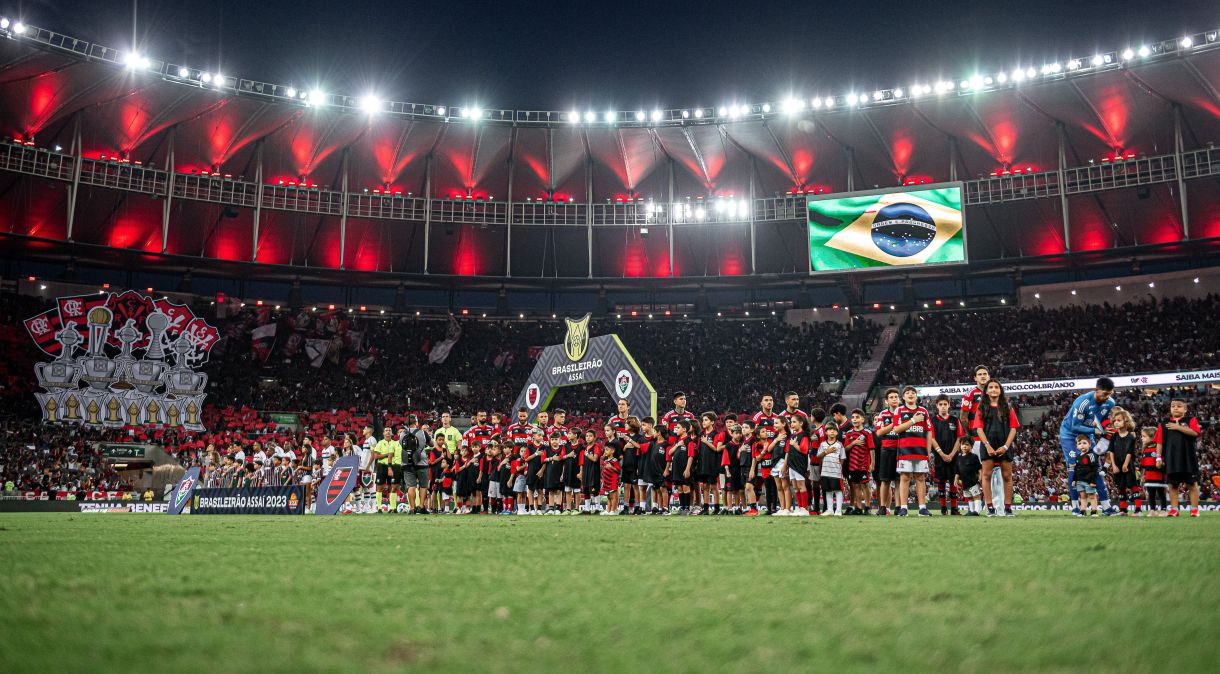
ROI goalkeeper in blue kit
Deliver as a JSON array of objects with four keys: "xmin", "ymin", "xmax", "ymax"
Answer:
[{"xmin": 1057, "ymin": 378, "xmax": 1117, "ymax": 516}]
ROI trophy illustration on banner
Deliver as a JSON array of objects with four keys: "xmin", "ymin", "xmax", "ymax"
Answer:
[{"xmin": 25, "ymin": 290, "xmax": 218, "ymax": 432}]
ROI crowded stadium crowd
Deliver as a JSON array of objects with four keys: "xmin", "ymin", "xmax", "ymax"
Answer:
[
  {"xmin": 885, "ymin": 295, "xmax": 1220, "ymax": 384},
  {"xmin": 2, "ymin": 290, "xmax": 1217, "ymax": 516}
]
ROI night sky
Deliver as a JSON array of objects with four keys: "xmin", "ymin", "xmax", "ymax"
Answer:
[{"xmin": 12, "ymin": 0, "xmax": 1220, "ymax": 110}]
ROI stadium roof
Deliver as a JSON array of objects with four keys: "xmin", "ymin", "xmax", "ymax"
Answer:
[{"xmin": 1, "ymin": 20, "xmax": 1220, "ymax": 291}]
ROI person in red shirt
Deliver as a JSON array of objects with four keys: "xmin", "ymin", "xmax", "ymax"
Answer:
[
  {"xmin": 506, "ymin": 407, "xmax": 534, "ymax": 454},
  {"xmin": 608, "ymin": 399, "xmax": 631, "ymax": 434},
  {"xmin": 958, "ymin": 365, "xmax": 991, "ymax": 453},
  {"xmin": 780, "ymin": 414, "xmax": 814, "ymax": 515},
  {"xmin": 600, "ymin": 443, "xmax": 620, "ymax": 515},
  {"xmin": 894, "ymin": 386, "xmax": 933, "ymax": 517},
  {"xmin": 969, "ymin": 379, "xmax": 1019, "ymax": 516},
  {"xmin": 843, "ymin": 409, "xmax": 876, "ymax": 515},
  {"xmin": 873, "ymin": 388, "xmax": 902, "ymax": 515},
  {"xmin": 752, "ymin": 394, "xmax": 782, "ymax": 452}
]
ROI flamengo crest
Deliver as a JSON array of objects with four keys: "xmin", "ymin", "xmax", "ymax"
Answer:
[{"xmin": 25, "ymin": 290, "xmax": 218, "ymax": 431}]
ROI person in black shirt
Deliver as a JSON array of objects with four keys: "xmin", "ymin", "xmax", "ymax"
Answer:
[
  {"xmin": 954, "ymin": 437, "xmax": 983, "ymax": 516},
  {"xmin": 639, "ymin": 417, "xmax": 667, "ymax": 514},
  {"xmin": 1104, "ymin": 407, "xmax": 1139, "ymax": 515},
  {"xmin": 1073, "ymin": 435, "xmax": 1100, "ymax": 516},
  {"xmin": 666, "ymin": 420, "xmax": 697, "ymax": 514},
  {"xmin": 929, "ymin": 394, "xmax": 963, "ymax": 515}
]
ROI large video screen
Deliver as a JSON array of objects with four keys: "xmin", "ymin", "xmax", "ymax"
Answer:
[{"xmin": 807, "ymin": 183, "xmax": 966, "ymax": 272}]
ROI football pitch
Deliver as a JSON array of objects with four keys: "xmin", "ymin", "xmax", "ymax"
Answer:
[{"xmin": 1, "ymin": 512, "xmax": 1216, "ymax": 673}]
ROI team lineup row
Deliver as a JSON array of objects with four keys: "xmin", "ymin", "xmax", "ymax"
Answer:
[{"xmin": 198, "ymin": 367, "xmax": 1206, "ymax": 517}]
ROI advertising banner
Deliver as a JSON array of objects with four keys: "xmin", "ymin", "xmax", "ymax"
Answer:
[
  {"xmin": 168, "ymin": 467, "xmax": 201, "ymax": 515},
  {"xmin": 190, "ymin": 485, "xmax": 306, "ymax": 515},
  {"xmin": 808, "ymin": 183, "xmax": 965, "ymax": 272},
  {"xmin": 915, "ymin": 368, "xmax": 1220, "ymax": 399},
  {"xmin": 510, "ymin": 314, "xmax": 657, "ymax": 423},
  {"xmin": 314, "ymin": 455, "xmax": 361, "ymax": 516},
  {"xmin": 0, "ymin": 500, "xmax": 167, "ymax": 513}
]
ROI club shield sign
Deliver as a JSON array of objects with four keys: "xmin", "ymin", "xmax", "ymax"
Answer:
[
  {"xmin": 512, "ymin": 322, "xmax": 656, "ymax": 424},
  {"xmin": 168, "ymin": 467, "xmax": 201, "ymax": 515},
  {"xmin": 315, "ymin": 455, "xmax": 361, "ymax": 515}
]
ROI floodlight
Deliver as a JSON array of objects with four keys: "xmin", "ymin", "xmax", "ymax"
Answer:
[{"xmin": 359, "ymin": 95, "xmax": 382, "ymax": 114}]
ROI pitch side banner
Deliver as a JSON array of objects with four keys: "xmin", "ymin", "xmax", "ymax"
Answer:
[
  {"xmin": 190, "ymin": 486, "xmax": 305, "ymax": 515},
  {"xmin": 168, "ymin": 466, "xmax": 200, "ymax": 515},
  {"xmin": 808, "ymin": 183, "xmax": 965, "ymax": 272},
  {"xmin": 314, "ymin": 454, "xmax": 361, "ymax": 515},
  {"xmin": 916, "ymin": 368, "xmax": 1220, "ymax": 399},
  {"xmin": 511, "ymin": 314, "xmax": 658, "ymax": 423}
]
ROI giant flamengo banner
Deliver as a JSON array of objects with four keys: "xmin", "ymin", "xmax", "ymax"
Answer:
[{"xmin": 24, "ymin": 290, "xmax": 218, "ymax": 431}]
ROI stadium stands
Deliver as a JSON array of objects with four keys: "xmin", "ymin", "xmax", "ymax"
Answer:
[{"xmin": 881, "ymin": 296, "xmax": 1220, "ymax": 385}]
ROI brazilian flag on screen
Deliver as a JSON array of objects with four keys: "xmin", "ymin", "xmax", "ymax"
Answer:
[{"xmin": 807, "ymin": 185, "xmax": 964, "ymax": 271}]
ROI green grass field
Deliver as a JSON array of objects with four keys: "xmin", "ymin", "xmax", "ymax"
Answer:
[{"xmin": 0, "ymin": 512, "xmax": 1216, "ymax": 672}]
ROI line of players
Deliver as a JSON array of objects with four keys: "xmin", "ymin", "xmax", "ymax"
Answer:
[{"xmin": 352, "ymin": 388, "xmax": 1001, "ymax": 517}]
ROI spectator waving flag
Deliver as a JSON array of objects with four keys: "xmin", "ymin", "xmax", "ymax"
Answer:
[
  {"xmin": 427, "ymin": 315, "xmax": 463, "ymax": 365},
  {"xmin": 305, "ymin": 338, "xmax": 330, "ymax": 368}
]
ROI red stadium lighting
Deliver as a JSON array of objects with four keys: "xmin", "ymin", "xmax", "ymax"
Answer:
[
  {"xmin": 26, "ymin": 276, "xmax": 35, "ymax": 282},
  {"xmin": 328, "ymin": 304, "xmax": 335, "ymax": 310},
  {"xmin": 934, "ymin": 299, "xmax": 943, "ymax": 306},
  {"xmin": 146, "ymin": 287, "xmax": 153, "ymax": 293},
  {"xmin": 102, "ymin": 283, "xmax": 110, "ymax": 289},
  {"xmin": 359, "ymin": 305, "xmax": 367, "ymax": 311},
  {"xmin": 630, "ymin": 311, "xmax": 638, "ymax": 317},
  {"xmin": 873, "ymin": 303, "xmax": 881, "ymax": 309},
  {"xmin": 831, "ymin": 304, "xmax": 839, "ymax": 310},
  {"xmin": 255, "ymin": 300, "xmax": 263, "ymax": 306},
  {"xmin": 461, "ymin": 309, "xmax": 469, "ymax": 315},
  {"xmin": 664, "ymin": 310, "xmax": 671, "ymax": 316}
]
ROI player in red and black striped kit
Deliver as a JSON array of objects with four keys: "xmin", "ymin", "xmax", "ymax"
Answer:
[
  {"xmin": 506, "ymin": 408, "xmax": 534, "ymax": 453},
  {"xmin": 928, "ymin": 394, "xmax": 964, "ymax": 515},
  {"xmin": 893, "ymin": 386, "xmax": 932, "ymax": 517},
  {"xmin": 843, "ymin": 409, "xmax": 876, "ymax": 515},
  {"xmin": 751, "ymin": 394, "xmax": 784, "ymax": 501},
  {"xmin": 807, "ymin": 407, "xmax": 827, "ymax": 514},
  {"xmin": 660, "ymin": 393, "xmax": 697, "ymax": 508},
  {"xmin": 873, "ymin": 389, "xmax": 903, "ymax": 515}
]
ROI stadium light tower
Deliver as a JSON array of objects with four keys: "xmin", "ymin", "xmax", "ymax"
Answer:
[
  {"xmin": 650, "ymin": 109, "xmax": 663, "ymax": 122},
  {"xmin": 309, "ymin": 89, "xmax": 326, "ymax": 106}
]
